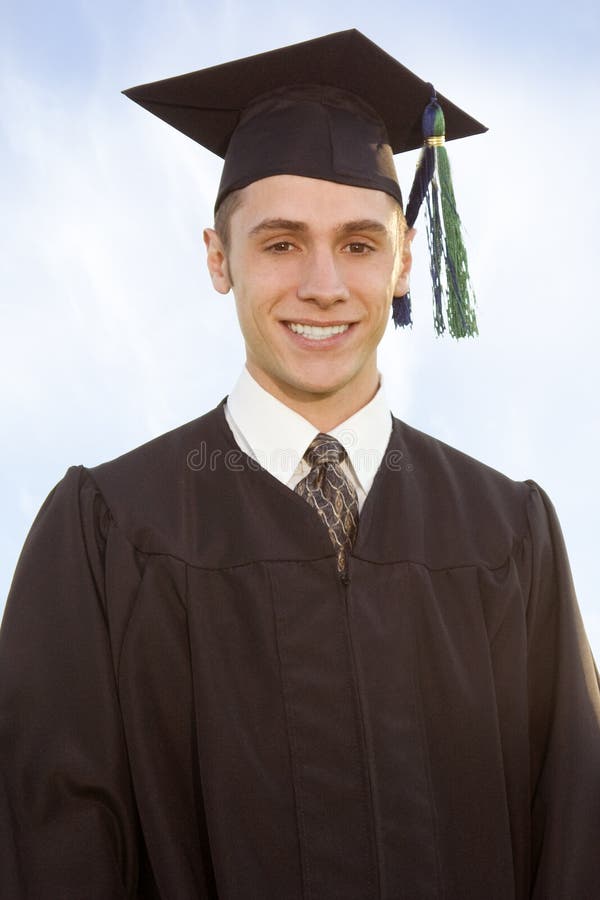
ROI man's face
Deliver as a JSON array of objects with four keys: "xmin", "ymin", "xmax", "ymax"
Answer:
[{"xmin": 204, "ymin": 174, "xmax": 413, "ymax": 412}]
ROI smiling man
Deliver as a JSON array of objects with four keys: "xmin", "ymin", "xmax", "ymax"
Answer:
[
  {"xmin": 205, "ymin": 175, "xmax": 413, "ymax": 431},
  {"xmin": 1, "ymin": 29, "xmax": 599, "ymax": 900}
]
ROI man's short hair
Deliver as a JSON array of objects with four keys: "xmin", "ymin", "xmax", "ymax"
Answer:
[{"xmin": 214, "ymin": 189, "xmax": 244, "ymax": 254}]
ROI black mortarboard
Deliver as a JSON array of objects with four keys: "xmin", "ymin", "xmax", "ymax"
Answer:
[{"xmin": 123, "ymin": 30, "xmax": 487, "ymax": 337}]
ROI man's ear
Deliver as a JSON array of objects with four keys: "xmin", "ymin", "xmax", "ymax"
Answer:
[
  {"xmin": 394, "ymin": 227, "xmax": 416, "ymax": 298},
  {"xmin": 203, "ymin": 228, "xmax": 232, "ymax": 294}
]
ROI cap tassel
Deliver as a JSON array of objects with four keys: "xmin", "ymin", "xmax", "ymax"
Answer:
[
  {"xmin": 393, "ymin": 88, "xmax": 478, "ymax": 338},
  {"xmin": 392, "ymin": 292, "xmax": 413, "ymax": 327}
]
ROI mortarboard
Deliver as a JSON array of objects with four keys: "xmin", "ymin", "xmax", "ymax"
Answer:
[{"xmin": 123, "ymin": 29, "xmax": 486, "ymax": 337}]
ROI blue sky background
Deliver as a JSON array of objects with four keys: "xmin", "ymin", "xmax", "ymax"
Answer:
[{"xmin": 1, "ymin": 0, "xmax": 599, "ymax": 658}]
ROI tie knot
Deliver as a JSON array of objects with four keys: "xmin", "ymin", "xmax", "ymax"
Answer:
[{"xmin": 304, "ymin": 433, "xmax": 347, "ymax": 468}]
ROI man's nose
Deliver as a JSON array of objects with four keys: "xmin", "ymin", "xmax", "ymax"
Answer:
[{"xmin": 296, "ymin": 248, "xmax": 350, "ymax": 307}]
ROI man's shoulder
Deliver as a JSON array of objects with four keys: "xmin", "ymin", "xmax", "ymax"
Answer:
[
  {"xmin": 390, "ymin": 415, "xmax": 537, "ymax": 555},
  {"xmin": 393, "ymin": 415, "xmax": 526, "ymax": 490},
  {"xmin": 76, "ymin": 401, "xmax": 234, "ymax": 547},
  {"xmin": 89, "ymin": 400, "xmax": 228, "ymax": 483}
]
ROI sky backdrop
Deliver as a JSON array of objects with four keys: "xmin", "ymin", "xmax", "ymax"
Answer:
[{"xmin": 1, "ymin": 0, "xmax": 599, "ymax": 658}]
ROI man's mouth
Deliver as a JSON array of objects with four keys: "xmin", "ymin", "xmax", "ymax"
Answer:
[{"xmin": 286, "ymin": 322, "xmax": 351, "ymax": 341}]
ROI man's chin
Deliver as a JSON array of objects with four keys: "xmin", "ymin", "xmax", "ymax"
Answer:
[{"xmin": 273, "ymin": 370, "xmax": 360, "ymax": 404}]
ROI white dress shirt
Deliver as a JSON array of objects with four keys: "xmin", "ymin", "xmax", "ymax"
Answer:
[{"xmin": 224, "ymin": 367, "xmax": 392, "ymax": 511}]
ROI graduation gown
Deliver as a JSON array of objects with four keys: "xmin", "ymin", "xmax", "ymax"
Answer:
[{"xmin": 1, "ymin": 399, "xmax": 599, "ymax": 899}]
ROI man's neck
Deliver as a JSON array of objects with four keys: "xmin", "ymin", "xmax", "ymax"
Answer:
[{"xmin": 245, "ymin": 365, "xmax": 381, "ymax": 433}]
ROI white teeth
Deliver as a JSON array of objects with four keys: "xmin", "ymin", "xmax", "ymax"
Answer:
[{"xmin": 287, "ymin": 323, "xmax": 350, "ymax": 340}]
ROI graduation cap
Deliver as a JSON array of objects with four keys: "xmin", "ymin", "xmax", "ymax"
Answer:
[{"xmin": 123, "ymin": 29, "xmax": 486, "ymax": 337}]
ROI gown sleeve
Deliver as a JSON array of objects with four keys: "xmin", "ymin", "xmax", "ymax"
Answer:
[
  {"xmin": 526, "ymin": 482, "xmax": 600, "ymax": 897},
  {"xmin": 0, "ymin": 466, "xmax": 141, "ymax": 898}
]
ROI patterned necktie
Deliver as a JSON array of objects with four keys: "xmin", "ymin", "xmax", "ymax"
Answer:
[{"xmin": 295, "ymin": 433, "xmax": 359, "ymax": 574}]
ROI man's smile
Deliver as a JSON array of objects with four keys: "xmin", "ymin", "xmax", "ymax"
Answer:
[
  {"xmin": 282, "ymin": 320, "xmax": 356, "ymax": 345},
  {"xmin": 285, "ymin": 321, "xmax": 352, "ymax": 341}
]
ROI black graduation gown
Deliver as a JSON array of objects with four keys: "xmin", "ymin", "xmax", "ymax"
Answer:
[{"xmin": 1, "ymin": 399, "xmax": 599, "ymax": 899}]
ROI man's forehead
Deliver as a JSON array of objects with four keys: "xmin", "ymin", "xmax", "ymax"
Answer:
[{"xmin": 235, "ymin": 175, "xmax": 400, "ymax": 224}]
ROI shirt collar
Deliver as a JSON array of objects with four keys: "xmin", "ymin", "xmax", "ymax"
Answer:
[
  {"xmin": 226, "ymin": 367, "xmax": 392, "ymax": 491},
  {"xmin": 226, "ymin": 368, "xmax": 316, "ymax": 484},
  {"xmin": 329, "ymin": 382, "xmax": 392, "ymax": 494}
]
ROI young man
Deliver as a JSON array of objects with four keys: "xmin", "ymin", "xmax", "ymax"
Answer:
[{"xmin": 1, "ymin": 30, "xmax": 599, "ymax": 899}]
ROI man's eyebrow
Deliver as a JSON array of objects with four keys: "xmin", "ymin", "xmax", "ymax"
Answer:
[
  {"xmin": 247, "ymin": 217, "xmax": 389, "ymax": 238},
  {"xmin": 335, "ymin": 219, "xmax": 388, "ymax": 236},
  {"xmin": 248, "ymin": 218, "xmax": 307, "ymax": 237}
]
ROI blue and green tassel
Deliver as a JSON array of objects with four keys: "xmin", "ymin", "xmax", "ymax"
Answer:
[{"xmin": 392, "ymin": 87, "xmax": 478, "ymax": 338}]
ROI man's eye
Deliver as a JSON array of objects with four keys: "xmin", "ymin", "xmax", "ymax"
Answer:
[
  {"xmin": 344, "ymin": 242, "xmax": 374, "ymax": 254},
  {"xmin": 267, "ymin": 241, "xmax": 295, "ymax": 253}
]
